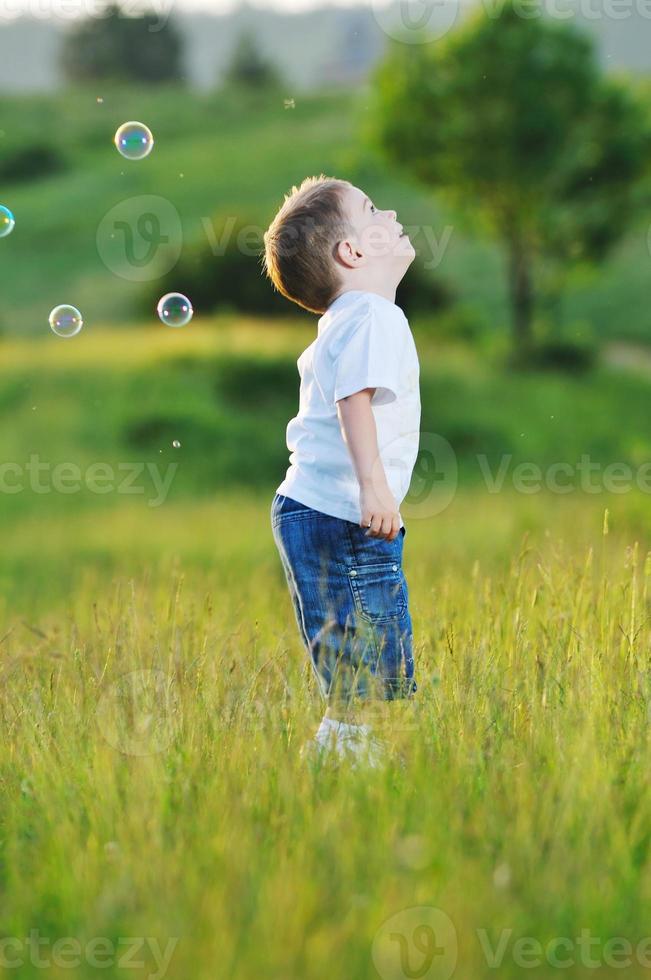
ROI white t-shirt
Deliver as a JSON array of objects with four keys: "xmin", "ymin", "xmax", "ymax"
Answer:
[{"xmin": 275, "ymin": 289, "xmax": 421, "ymax": 527}]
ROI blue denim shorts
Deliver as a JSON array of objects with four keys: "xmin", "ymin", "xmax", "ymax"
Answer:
[{"xmin": 270, "ymin": 492, "xmax": 417, "ymax": 704}]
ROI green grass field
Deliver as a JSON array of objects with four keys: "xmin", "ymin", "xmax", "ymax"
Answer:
[
  {"xmin": 2, "ymin": 315, "xmax": 651, "ymax": 977},
  {"xmin": 4, "ymin": 483, "xmax": 651, "ymax": 979}
]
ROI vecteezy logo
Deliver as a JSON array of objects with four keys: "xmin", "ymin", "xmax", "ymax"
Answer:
[
  {"xmin": 382, "ymin": 431, "xmax": 457, "ymax": 520},
  {"xmin": 96, "ymin": 195, "xmax": 183, "ymax": 282},
  {"xmin": 116, "ymin": 213, "xmax": 168, "ymax": 267},
  {"xmin": 371, "ymin": 0, "xmax": 459, "ymax": 45},
  {"xmin": 372, "ymin": 906, "xmax": 458, "ymax": 980},
  {"xmin": 407, "ymin": 431, "xmax": 458, "ymax": 518}
]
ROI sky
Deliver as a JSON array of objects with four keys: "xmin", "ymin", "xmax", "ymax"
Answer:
[
  {"xmin": 181, "ymin": 0, "xmax": 383, "ymax": 8},
  {"xmin": 0, "ymin": 0, "xmax": 391, "ymax": 17}
]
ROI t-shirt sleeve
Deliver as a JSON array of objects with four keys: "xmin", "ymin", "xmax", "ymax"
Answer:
[{"xmin": 333, "ymin": 308, "xmax": 405, "ymax": 407}]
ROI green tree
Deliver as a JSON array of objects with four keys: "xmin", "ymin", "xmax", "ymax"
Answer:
[
  {"xmin": 60, "ymin": 2, "xmax": 184, "ymax": 85},
  {"xmin": 369, "ymin": 1, "xmax": 651, "ymax": 360},
  {"xmin": 222, "ymin": 28, "xmax": 285, "ymax": 91}
]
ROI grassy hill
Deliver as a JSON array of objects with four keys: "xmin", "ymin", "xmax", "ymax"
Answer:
[{"xmin": 0, "ymin": 84, "xmax": 650, "ymax": 344}]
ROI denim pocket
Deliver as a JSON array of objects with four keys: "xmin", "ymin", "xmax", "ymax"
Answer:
[{"xmin": 346, "ymin": 560, "xmax": 408, "ymax": 624}]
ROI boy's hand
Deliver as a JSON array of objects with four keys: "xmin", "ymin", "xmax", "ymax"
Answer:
[
  {"xmin": 336, "ymin": 389, "xmax": 401, "ymax": 541},
  {"xmin": 360, "ymin": 484, "xmax": 401, "ymax": 541}
]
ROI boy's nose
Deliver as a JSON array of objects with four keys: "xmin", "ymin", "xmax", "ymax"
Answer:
[{"xmin": 387, "ymin": 209, "xmax": 397, "ymax": 220}]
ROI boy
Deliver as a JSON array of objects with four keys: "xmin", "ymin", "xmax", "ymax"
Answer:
[{"xmin": 263, "ymin": 174, "xmax": 421, "ymax": 767}]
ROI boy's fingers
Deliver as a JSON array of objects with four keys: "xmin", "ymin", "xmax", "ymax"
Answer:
[
  {"xmin": 365, "ymin": 514, "xmax": 385, "ymax": 537},
  {"xmin": 374, "ymin": 516, "xmax": 393, "ymax": 539},
  {"xmin": 362, "ymin": 514, "xmax": 377, "ymax": 537},
  {"xmin": 362, "ymin": 514, "xmax": 400, "ymax": 539}
]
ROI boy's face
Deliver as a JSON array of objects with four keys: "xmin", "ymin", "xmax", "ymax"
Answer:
[{"xmin": 337, "ymin": 184, "xmax": 416, "ymax": 279}]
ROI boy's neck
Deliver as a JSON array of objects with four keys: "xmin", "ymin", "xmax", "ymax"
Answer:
[{"xmin": 332, "ymin": 284, "xmax": 398, "ymax": 305}]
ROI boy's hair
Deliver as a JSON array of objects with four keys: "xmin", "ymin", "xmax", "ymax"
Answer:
[{"xmin": 261, "ymin": 174, "xmax": 353, "ymax": 315}]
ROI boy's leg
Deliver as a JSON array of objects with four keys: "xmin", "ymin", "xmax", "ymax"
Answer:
[
  {"xmin": 322, "ymin": 552, "xmax": 418, "ymax": 745},
  {"xmin": 271, "ymin": 502, "xmax": 360, "ymax": 705},
  {"xmin": 325, "ymin": 692, "xmax": 417, "ymax": 745},
  {"xmin": 271, "ymin": 498, "xmax": 417, "ymax": 757},
  {"xmin": 325, "ymin": 696, "xmax": 413, "ymax": 725}
]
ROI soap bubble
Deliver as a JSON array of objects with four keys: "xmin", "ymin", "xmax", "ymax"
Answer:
[
  {"xmin": 157, "ymin": 292, "xmax": 193, "ymax": 327},
  {"xmin": 0, "ymin": 205, "xmax": 15, "ymax": 238},
  {"xmin": 172, "ymin": 440, "xmax": 181, "ymax": 448},
  {"xmin": 49, "ymin": 305, "xmax": 83, "ymax": 338},
  {"xmin": 114, "ymin": 121, "xmax": 154, "ymax": 161}
]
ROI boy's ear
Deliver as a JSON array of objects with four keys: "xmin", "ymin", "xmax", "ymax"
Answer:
[{"xmin": 335, "ymin": 237, "xmax": 363, "ymax": 268}]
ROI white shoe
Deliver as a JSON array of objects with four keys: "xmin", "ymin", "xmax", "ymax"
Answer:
[
  {"xmin": 300, "ymin": 718, "xmax": 387, "ymax": 770},
  {"xmin": 338, "ymin": 728, "xmax": 387, "ymax": 770}
]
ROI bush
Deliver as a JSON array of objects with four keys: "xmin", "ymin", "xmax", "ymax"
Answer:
[
  {"xmin": 0, "ymin": 141, "xmax": 67, "ymax": 183},
  {"xmin": 212, "ymin": 356, "xmax": 300, "ymax": 410},
  {"xmin": 142, "ymin": 213, "xmax": 303, "ymax": 320},
  {"xmin": 221, "ymin": 29, "xmax": 287, "ymax": 92},
  {"xmin": 506, "ymin": 321, "xmax": 599, "ymax": 373},
  {"xmin": 526, "ymin": 339, "xmax": 598, "ymax": 373},
  {"xmin": 60, "ymin": 3, "xmax": 184, "ymax": 85},
  {"xmin": 396, "ymin": 264, "xmax": 454, "ymax": 320},
  {"xmin": 417, "ymin": 304, "xmax": 486, "ymax": 342}
]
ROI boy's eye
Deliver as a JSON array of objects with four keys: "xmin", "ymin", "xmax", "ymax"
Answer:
[{"xmin": 370, "ymin": 204, "xmax": 377, "ymax": 213}]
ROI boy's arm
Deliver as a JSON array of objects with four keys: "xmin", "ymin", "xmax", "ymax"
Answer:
[{"xmin": 336, "ymin": 389, "xmax": 401, "ymax": 541}]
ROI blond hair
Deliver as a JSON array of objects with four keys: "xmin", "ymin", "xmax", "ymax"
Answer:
[{"xmin": 261, "ymin": 174, "xmax": 353, "ymax": 315}]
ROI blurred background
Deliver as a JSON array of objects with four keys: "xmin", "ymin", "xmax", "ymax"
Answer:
[{"xmin": 1, "ymin": 0, "xmax": 651, "ymax": 616}]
